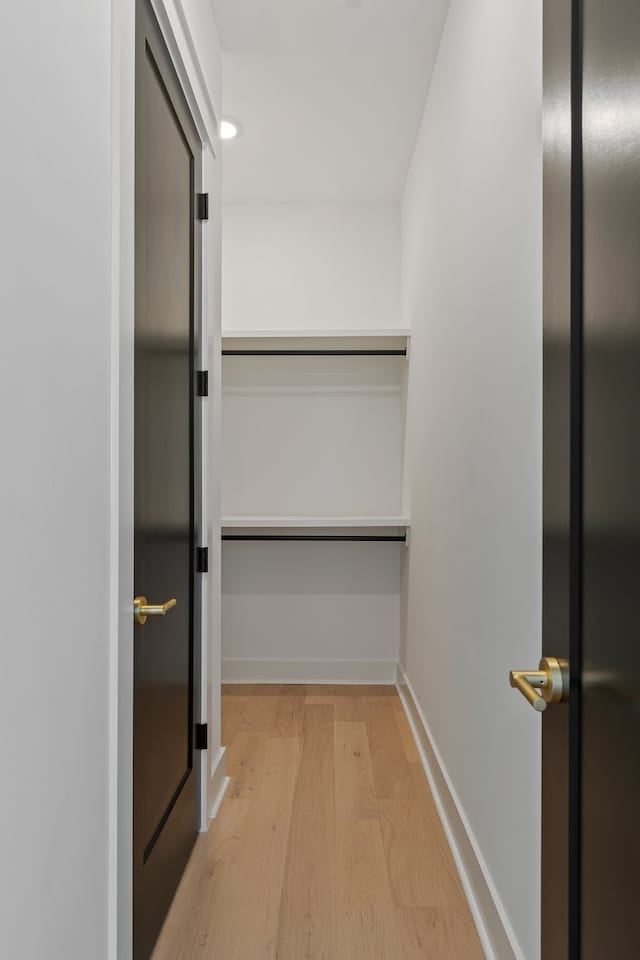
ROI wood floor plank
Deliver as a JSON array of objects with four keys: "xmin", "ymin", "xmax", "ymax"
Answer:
[
  {"xmin": 362, "ymin": 697, "xmax": 413, "ymax": 799},
  {"xmin": 336, "ymin": 819, "xmax": 394, "ymax": 957},
  {"xmin": 205, "ymin": 737, "xmax": 302, "ymax": 959},
  {"xmin": 276, "ymin": 704, "xmax": 337, "ymax": 959},
  {"xmin": 395, "ymin": 905, "xmax": 457, "ymax": 957},
  {"xmin": 222, "ymin": 683, "xmax": 255, "ymax": 696},
  {"xmin": 191, "ymin": 798, "xmax": 250, "ymax": 865},
  {"xmin": 392, "ymin": 697, "xmax": 421, "ymax": 763},
  {"xmin": 408, "ymin": 761, "xmax": 469, "ymax": 899},
  {"xmin": 227, "ymin": 730, "xmax": 267, "ymax": 800},
  {"xmin": 338, "ymin": 902, "xmax": 484, "ymax": 960},
  {"xmin": 238, "ymin": 692, "xmax": 278, "ymax": 735},
  {"xmin": 274, "ymin": 694, "xmax": 305, "ymax": 737},
  {"xmin": 280, "ymin": 683, "xmax": 307, "ymax": 697},
  {"xmin": 378, "ymin": 780, "xmax": 462, "ymax": 909},
  {"xmin": 336, "ymin": 819, "xmax": 392, "ymax": 911},
  {"xmin": 306, "ymin": 695, "xmax": 363, "ymax": 719},
  {"xmin": 222, "ymin": 694, "xmax": 249, "ymax": 745},
  {"xmin": 333, "ymin": 695, "xmax": 364, "ymax": 721},
  {"xmin": 336, "ymin": 912, "xmax": 379, "ymax": 960},
  {"xmin": 305, "ymin": 686, "xmax": 368, "ymax": 714},
  {"xmin": 371, "ymin": 905, "xmax": 483, "ymax": 959},
  {"xmin": 334, "ymin": 721, "xmax": 378, "ymax": 821},
  {"xmin": 446, "ymin": 906, "xmax": 485, "ymax": 959},
  {"xmin": 151, "ymin": 799, "xmax": 249, "ymax": 960}
]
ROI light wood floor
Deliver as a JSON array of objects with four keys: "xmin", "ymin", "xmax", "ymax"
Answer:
[{"xmin": 152, "ymin": 685, "xmax": 484, "ymax": 959}]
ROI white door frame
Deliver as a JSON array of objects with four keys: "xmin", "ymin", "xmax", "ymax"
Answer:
[{"xmin": 108, "ymin": 2, "xmax": 221, "ymax": 956}]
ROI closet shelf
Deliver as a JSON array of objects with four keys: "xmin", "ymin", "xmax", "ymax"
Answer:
[
  {"xmin": 222, "ymin": 515, "xmax": 410, "ymax": 528},
  {"xmin": 222, "ymin": 328, "xmax": 411, "ymax": 339},
  {"xmin": 222, "ymin": 516, "xmax": 410, "ymax": 543},
  {"xmin": 221, "ymin": 329, "xmax": 410, "ymax": 357}
]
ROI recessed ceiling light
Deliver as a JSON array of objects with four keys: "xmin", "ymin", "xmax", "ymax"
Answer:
[{"xmin": 220, "ymin": 119, "xmax": 239, "ymax": 141}]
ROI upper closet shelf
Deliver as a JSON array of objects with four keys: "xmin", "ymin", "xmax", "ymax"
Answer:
[
  {"xmin": 221, "ymin": 329, "xmax": 411, "ymax": 356},
  {"xmin": 221, "ymin": 515, "xmax": 411, "ymax": 543},
  {"xmin": 222, "ymin": 515, "xmax": 410, "ymax": 528}
]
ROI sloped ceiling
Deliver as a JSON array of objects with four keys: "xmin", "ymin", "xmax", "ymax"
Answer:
[{"xmin": 210, "ymin": 0, "xmax": 450, "ymax": 202}]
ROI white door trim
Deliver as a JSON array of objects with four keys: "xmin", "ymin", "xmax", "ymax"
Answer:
[{"xmin": 109, "ymin": 2, "xmax": 220, "ymax": 956}]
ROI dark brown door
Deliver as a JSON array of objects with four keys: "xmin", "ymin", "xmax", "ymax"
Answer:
[
  {"xmin": 581, "ymin": 1, "xmax": 640, "ymax": 956},
  {"xmin": 134, "ymin": 1, "xmax": 201, "ymax": 956},
  {"xmin": 543, "ymin": 1, "xmax": 640, "ymax": 956}
]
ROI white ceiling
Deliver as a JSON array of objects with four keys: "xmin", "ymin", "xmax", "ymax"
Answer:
[{"xmin": 210, "ymin": 0, "xmax": 450, "ymax": 203}]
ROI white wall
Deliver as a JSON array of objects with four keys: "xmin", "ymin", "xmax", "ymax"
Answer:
[
  {"xmin": 0, "ymin": 1, "xmax": 223, "ymax": 958},
  {"xmin": 0, "ymin": 3, "xmax": 113, "ymax": 958},
  {"xmin": 222, "ymin": 542, "xmax": 402, "ymax": 682},
  {"xmin": 222, "ymin": 203, "xmax": 401, "ymax": 331},
  {"xmin": 222, "ymin": 355, "xmax": 404, "ymax": 518},
  {"xmin": 401, "ymin": 1, "xmax": 542, "ymax": 958}
]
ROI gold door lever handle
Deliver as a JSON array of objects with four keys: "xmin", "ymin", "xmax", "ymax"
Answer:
[
  {"xmin": 509, "ymin": 657, "xmax": 569, "ymax": 712},
  {"xmin": 134, "ymin": 596, "xmax": 177, "ymax": 626}
]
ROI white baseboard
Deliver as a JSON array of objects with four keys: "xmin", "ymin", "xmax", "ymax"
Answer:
[
  {"xmin": 222, "ymin": 658, "xmax": 397, "ymax": 684},
  {"xmin": 207, "ymin": 746, "xmax": 230, "ymax": 822},
  {"xmin": 396, "ymin": 664, "xmax": 525, "ymax": 960}
]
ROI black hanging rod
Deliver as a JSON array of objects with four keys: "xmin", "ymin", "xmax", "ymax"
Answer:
[
  {"xmin": 222, "ymin": 349, "xmax": 407, "ymax": 357},
  {"xmin": 222, "ymin": 534, "xmax": 406, "ymax": 542}
]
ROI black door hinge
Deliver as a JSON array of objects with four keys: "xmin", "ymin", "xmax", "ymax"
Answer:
[
  {"xmin": 197, "ymin": 193, "xmax": 209, "ymax": 221},
  {"xmin": 196, "ymin": 546, "xmax": 209, "ymax": 573},
  {"xmin": 195, "ymin": 723, "xmax": 208, "ymax": 750},
  {"xmin": 196, "ymin": 370, "xmax": 208, "ymax": 397}
]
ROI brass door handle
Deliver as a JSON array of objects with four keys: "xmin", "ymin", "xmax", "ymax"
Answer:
[
  {"xmin": 134, "ymin": 596, "xmax": 177, "ymax": 626},
  {"xmin": 509, "ymin": 657, "xmax": 569, "ymax": 712}
]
